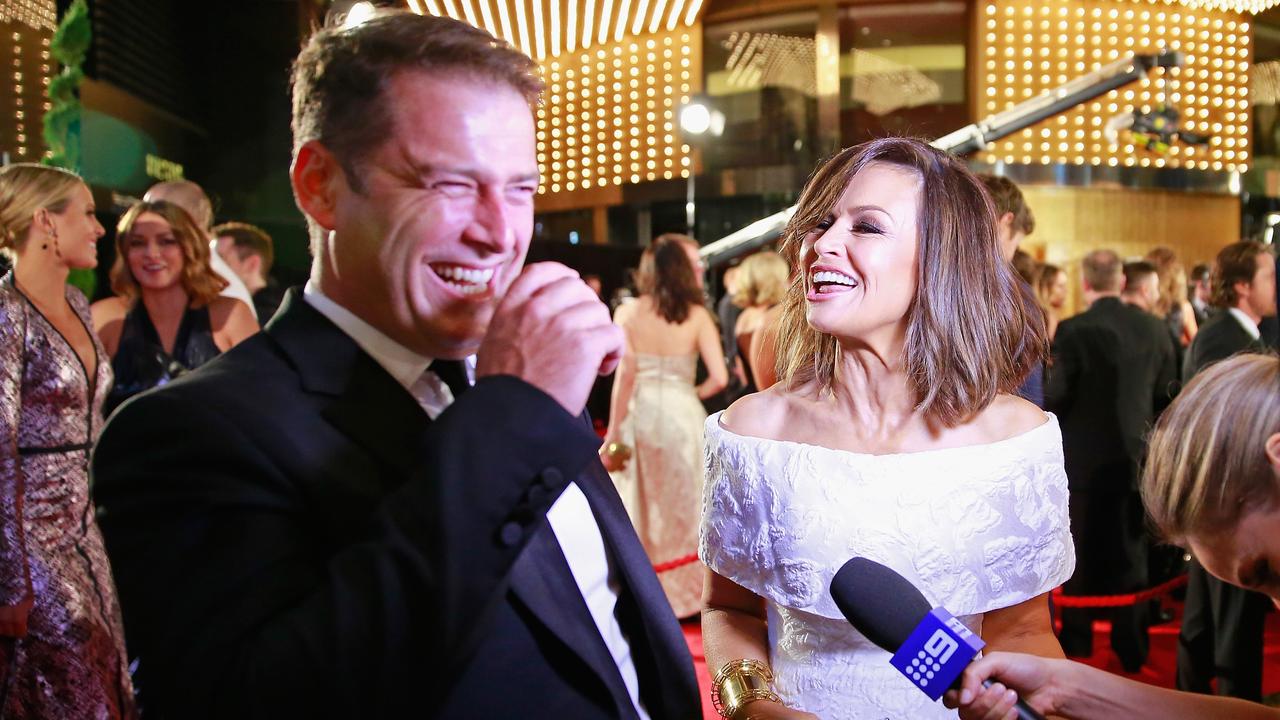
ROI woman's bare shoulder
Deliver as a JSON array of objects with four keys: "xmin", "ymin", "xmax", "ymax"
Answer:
[
  {"xmin": 721, "ymin": 382, "xmax": 810, "ymax": 440},
  {"xmin": 969, "ymin": 394, "xmax": 1049, "ymax": 443}
]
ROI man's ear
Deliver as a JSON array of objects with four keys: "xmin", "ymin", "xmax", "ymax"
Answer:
[
  {"xmin": 244, "ymin": 253, "xmax": 263, "ymax": 281},
  {"xmin": 291, "ymin": 140, "xmax": 343, "ymax": 232}
]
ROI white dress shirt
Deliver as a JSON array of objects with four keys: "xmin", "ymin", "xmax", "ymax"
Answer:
[
  {"xmin": 302, "ymin": 283, "xmax": 647, "ymax": 717},
  {"xmin": 210, "ymin": 241, "xmax": 258, "ymax": 320},
  {"xmin": 1227, "ymin": 307, "xmax": 1262, "ymax": 341}
]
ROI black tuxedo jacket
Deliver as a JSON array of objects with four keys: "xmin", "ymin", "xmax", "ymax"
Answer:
[
  {"xmin": 1046, "ymin": 297, "xmax": 1177, "ymax": 494},
  {"xmin": 1184, "ymin": 310, "xmax": 1268, "ymax": 382},
  {"xmin": 92, "ymin": 291, "xmax": 700, "ymax": 719}
]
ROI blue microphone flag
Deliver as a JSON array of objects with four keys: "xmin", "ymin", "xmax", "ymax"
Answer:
[{"xmin": 889, "ymin": 607, "xmax": 985, "ymax": 700}]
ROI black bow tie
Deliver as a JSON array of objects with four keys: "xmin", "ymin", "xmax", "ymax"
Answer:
[{"xmin": 429, "ymin": 359, "xmax": 470, "ymax": 399}]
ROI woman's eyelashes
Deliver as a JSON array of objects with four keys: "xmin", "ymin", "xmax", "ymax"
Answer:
[{"xmin": 852, "ymin": 219, "xmax": 884, "ymax": 235}]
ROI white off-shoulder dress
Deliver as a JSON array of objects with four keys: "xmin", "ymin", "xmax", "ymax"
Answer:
[{"xmin": 700, "ymin": 411, "xmax": 1076, "ymax": 719}]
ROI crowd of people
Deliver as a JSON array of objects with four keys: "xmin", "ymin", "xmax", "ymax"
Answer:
[{"xmin": 0, "ymin": 8, "xmax": 1278, "ymax": 720}]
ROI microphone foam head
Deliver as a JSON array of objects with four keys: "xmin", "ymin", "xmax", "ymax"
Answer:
[{"xmin": 829, "ymin": 557, "xmax": 932, "ymax": 653}]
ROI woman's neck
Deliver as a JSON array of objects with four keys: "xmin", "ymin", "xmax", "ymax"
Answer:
[
  {"xmin": 12, "ymin": 249, "xmax": 70, "ymax": 309},
  {"xmin": 830, "ymin": 333, "xmax": 916, "ymax": 433},
  {"xmin": 140, "ymin": 283, "xmax": 191, "ymax": 317}
]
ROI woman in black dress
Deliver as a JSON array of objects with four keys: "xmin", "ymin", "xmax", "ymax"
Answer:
[{"xmin": 91, "ymin": 200, "xmax": 257, "ymax": 415}]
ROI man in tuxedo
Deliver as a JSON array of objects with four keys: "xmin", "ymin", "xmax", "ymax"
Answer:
[
  {"xmin": 1047, "ymin": 249, "xmax": 1177, "ymax": 672},
  {"xmin": 1178, "ymin": 240, "xmax": 1277, "ymax": 702},
  {"xmin": 1188, "ymin": 262, "xmax": 1213, "ymax": 327},
  {"xmin": 91, "ymin": 11, "xmax": 700, "ymax": 719}
]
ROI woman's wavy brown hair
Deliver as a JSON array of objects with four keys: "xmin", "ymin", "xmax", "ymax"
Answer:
[
  {"xmin": 774, "ymin": 137, "xmax": 1048, "ymax": 427},
  {"xmin": 634, "ymin": 233, "xmax": 703, "ymax": 324},
  {"xmin": 110, "ymin": 200, "xmax": 228, "ymax": 306}
]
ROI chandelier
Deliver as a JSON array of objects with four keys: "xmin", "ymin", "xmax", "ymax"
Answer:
[{"xmin": 1176, "ymin": 0, "xmax": 1280, "ymax": 12}]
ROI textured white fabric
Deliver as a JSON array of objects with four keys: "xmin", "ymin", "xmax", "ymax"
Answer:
[{"xmin": 700, "ymin": 412, "xmax": 1075, "ymax": 719}]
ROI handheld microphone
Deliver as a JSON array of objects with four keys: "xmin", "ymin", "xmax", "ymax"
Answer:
[{"xmin": 829, "ymin": 557, "xmax": 1046, "ymax": 720}]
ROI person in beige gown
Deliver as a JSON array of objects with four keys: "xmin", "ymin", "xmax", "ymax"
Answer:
[{"xmin": 601, "ymin": 233, "xmax": 727, "ymax": 618}]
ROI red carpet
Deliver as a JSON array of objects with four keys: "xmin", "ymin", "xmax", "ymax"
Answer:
[{"xmin": 681, "ymin": 602, "xmax": 1280, "ymax": 718}]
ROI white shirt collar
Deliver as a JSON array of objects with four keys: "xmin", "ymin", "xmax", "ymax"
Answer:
[
  {"xmin": 303, "ymin": 281, "xmax": 434, "ymax": 392},
  {"xmin": 1227, "ymin": 307, "xmax": 1262, "ymax": 340}
]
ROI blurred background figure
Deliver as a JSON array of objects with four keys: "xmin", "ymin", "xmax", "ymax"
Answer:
[
  {"xmin": 143, "ymin": 180, "xmax": 257, "ymax": 320},
  {"xmin": 1188, "ymin": 262, "xmax": 1214, "ymax": 327},
  {"xmin": 980, "ymin": 174, "xmax": 1036, "ymax": 263},
  {"xmin": 213, "ymin": 221, "xmax": 285, "ymax": 322},
  {"xmin": 602, "ymin": 233, "xmax": 726, "ymax": 618},
  {"xmin": 1049, "ymin": 249, "xmax": 1177, "ymax": 674},
  {"xmin": 716, "ymin": 264, "xmax": 749, "ymax": 402},
  {"xmin": 91, "ymin": 201, "xmax": 257, "ymax": 416},
  {"xmin": 732, "ymin": 250, "xmax": 788, "ymax": 392},
  {"xmin": 0, "ymin": 164, "xmax": 136, "ymax": 717},
  {"xmin": 1011, "ymin": 248, "xmax": 1040, "ymax": 285},
  {"xmin": 1177, "ymin": 240, "xmax": 1277, "ymax": 703},
  {"xmin": 582, "ymin": 273, "xmax": 604, "ymax": 300},
  {"xmin": 1121, "ymin": 260, "xmax": 1162, "ymax": 314},
  {"xmin": 1146, "ymin": 246, "xmax": 1199, "ymax": 355},
  {"xmin": 1036, "ymin": 263, "xmax": 1069, "ymax": 341}
]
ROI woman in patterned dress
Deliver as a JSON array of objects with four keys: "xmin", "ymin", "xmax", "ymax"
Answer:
[{"xmin": 0, "ymin": 163, "xmax": 136, "ymax": 717}]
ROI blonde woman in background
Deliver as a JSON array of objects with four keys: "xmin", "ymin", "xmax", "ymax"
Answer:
[
  {"xmin": 733, "ymin": 250, "xmax": 789, "ymax": 391},
  {"xmin": 1146, "ymin": 246, "xmax": 1198, "ymax": 349},
  {"xmin": 0, "ymin": 163, "xmax": 136, "ymax": 717},
  {"xmin": 1035, "ymin": 263, "xmax": 1068, "ymax": 341},
  {"xmin": 91, "ymin": 200, "xmax": 257, "ymax": 415},
  {"xmin": 602, "ymin": 233, "xmax": 727, "ymax": 618}
]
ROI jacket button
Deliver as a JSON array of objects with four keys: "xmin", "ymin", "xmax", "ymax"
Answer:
[
  {"xmin": 526, "ymin": 483, "xmax": 549, "ymax": 506},
  {"xmin": 499, "ymin": 521, "xmax": 523, "ymax": 547},
  {"xmin": 540, "ymin": 467, "xmax": 564, "ymax": 486}
]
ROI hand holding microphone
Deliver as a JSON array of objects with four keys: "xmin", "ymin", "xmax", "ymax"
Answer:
[
  {"xmin": 829, "ymin": 557, "xmax": 1046, "ymax": 720},
  {"xmin": 941, "ymin": 652, "xmax": 1067, "ymax": 720}
]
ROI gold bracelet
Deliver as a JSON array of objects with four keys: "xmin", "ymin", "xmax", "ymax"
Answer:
[{"xmin": 711, "ymin": 659, "xmax": 781, "ymax": 718}]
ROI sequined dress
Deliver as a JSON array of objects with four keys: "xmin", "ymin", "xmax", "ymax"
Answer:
[{"xmin": 0, "ymin": 273, "xmax": 136, "ymax": 718}]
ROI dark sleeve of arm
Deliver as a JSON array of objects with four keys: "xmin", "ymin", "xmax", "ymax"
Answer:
[
  {"xmin": 92, "ymin": 375, "xmax": 599, "ymax": 718},
  {"xmin": 1044, "ymin": 323, "xmax": 1077, "ymax": 413},
  {"xmin": 0, "ymin": 298, "xmax": 32, "ymax": 636},
  {"xmin": 1153, "ymin": 328, "xmax": 1179, "ymax": 414}
]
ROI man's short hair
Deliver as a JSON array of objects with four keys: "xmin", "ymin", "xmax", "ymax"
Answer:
[
  {"xmin": 1123, "ymin": 260, "xmax": 1158, "ymax": 294},
  {"xmin": 144, "ymin": 180, "xmax": 214, "ymax": 232},
  {"xmin": 978, "ymin": 174, "xmax": 1035, "ymax": 235},
  {"xmin": 1190, "ymin": 262, "xmax": 1211, "ymax": 284},
  {"xmin": 213, "ymin": 221, "xmax": 274, "ymax": 276},
  {"xmin": 1211, "ymin": 241, "xmax": 1269, "ymax": 308},
  {"xmin": 290, "ymin": 10, "xmax": 543, "ymax": 198},
  {"xmin": 1082, "ymin": 249, "xmax": 1123, "ymax": 292}
]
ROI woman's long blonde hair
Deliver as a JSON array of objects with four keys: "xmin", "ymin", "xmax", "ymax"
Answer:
[
  {"xmin": 1142, "ymin": 353, "xmax": 1280, "ymax": 543},
  {"xmin": 773, "ymin": 137, "xmax": 1047, "ymax": 427},
  {"xmin": 110, "ymin": 200, "xmax": 228, "ymax": 305},
  {"xmin": 732, "ymin": 250, "xmax": 788, "ymax": 309}
]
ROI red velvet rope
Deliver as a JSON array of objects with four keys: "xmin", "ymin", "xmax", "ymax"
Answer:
[
  {"xmin": 1051, "ymin": 574, "xmax": 1189, "ymax": 608},
  {"xmin": 653, "ymin": 553, "xmax": 700, "ymax": 574}
]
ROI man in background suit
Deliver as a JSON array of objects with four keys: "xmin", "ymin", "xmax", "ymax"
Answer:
[
  {"xmin": 1048, "ymin": 249, "xmax": 1177, "ymax": 672},
  {"xmin": 92, "ymin": 12, "xmax": 699, "ymax": 719},
  {"xmin": 1178, "ymin": 240, "xmax": 1277, "ymax": 702}
]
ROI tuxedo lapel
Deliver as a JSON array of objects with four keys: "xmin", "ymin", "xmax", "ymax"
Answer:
[
  {"xmin": 507, "ymin": 521, "xmax": 636, "ymax": 717},
  {"xmin": 267, "ymin": 290, "xmax": 430, "ymax": 481},
  {"xmin": 574, "ymin": 460, "xmax": 699, "ymax": 717}
]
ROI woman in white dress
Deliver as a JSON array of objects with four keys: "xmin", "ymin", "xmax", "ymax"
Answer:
[
  {"xmin": 602, "ymin": 233, "xmax": 727, "ymax": 618},
  {"xmin": 700, "ymin": 137, "xmax": 1076, "ymax": 720}
]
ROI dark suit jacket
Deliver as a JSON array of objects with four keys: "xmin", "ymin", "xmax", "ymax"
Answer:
[
  {"xmin": 1184, "ymin": 310, "xmax": 1268, "ymax": 382},
  {"xmin": 1046, "ymin": 297, "xmax": 1178, "ymax": 494},
  {"xmin": 91, "ymin": 292, "xmax": 700, "ymax": 719}
]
